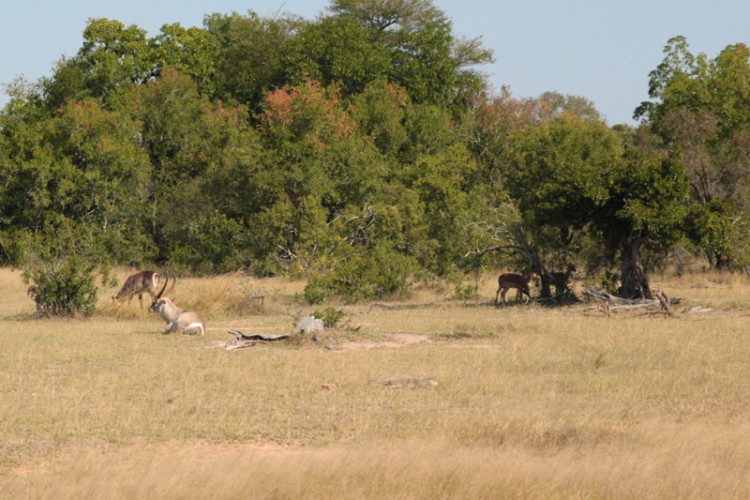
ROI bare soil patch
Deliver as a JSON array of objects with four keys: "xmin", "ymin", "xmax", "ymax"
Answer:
[{"xmin": 337, "ymin": 332, "xmax": 429, "ymax": 350}]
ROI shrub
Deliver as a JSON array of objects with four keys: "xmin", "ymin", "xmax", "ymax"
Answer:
[
  {"xmin": 303, "ymin": 282, "xmax": 326, "ymax": 305},
  {"xmin": 312, "ymin": 307, "xmax": 346, "ymax": 327},
  {"xmin": 306, "ymin": 243, "xmax": 417, "ymax": 303},
  {"xmin": 24, "ymin": 255, "xmax": 98, "ymax": 316},
  {"xmin": 454, "ymin": 282, "xmax": 478, "ymax": 301},
  {"xmin": 19, "ymin": 224, "xmax": 110, "ymax": 317}
]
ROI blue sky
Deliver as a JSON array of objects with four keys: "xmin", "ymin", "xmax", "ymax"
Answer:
[{"xmin": 2, "ymin": 1, "xmax": 748, "ymax": 124}]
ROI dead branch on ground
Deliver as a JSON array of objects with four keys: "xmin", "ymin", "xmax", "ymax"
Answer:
[{"xmin": 584, "ymin": 288, "xmax": 683, "ymax": 317}]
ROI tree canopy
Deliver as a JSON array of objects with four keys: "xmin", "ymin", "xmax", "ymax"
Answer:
[{"xmin": 1, "ymin": 1, "xmax": 747, "ymax": 308}]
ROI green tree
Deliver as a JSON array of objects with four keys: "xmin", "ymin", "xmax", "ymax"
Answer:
[
  {"xmin": 123, "ymin": 69, "xmax": 268, "ymax": 271},
  {"xmin": 330, "ymin": 0, "xmax": 492, "ymax": 110},
  {"xmin": 502, "ymin": 117, "xmax": 689, "ymax": 298},
  {"xmin": 399, "ymin": 143, "xmax": 478, "ymax": 274},
  {"xmin": 347, "ymin": 80, "xmax": 409, "ymax": 156},
  {"xmin": 602, "ymin": 133, "xmax": 689, "ymax": 298},
  {"xmin": 150, "ymin": 23, "xmax": 220, "ymax": 97},
  {"xmin": 636, "ymin": 37, "xmax": 750, "ymax": 268},
  {"xmin": 282, "ymin": 16, "xmax": 391, "ymax": 97},
  {"xmin": 538, "ymin": 91, "xmax": 602, "ymax": 122},
  {"xmin": 43, "ymin": 18, "xmax": 153, "ymax": 109},
  {"xmin": 500, "ymin": 117, "xmax": 614, "ymax": 295},
  {"xmin": 256, "ymin": 80, "xmax": 382, "ymax": 273},
  {"xmin": 50, "ymin": 98, "xmax": 154, "ymax": 263},
  {"xmin": 0, "ymin": 95, "xmax": 153, "ymax": 265},
  {"xmin": 502, "ymin": 117, "xmax": 615, "ymax": 251},
  {"xmin": 123, "ymin": 68, "xmax": 218, "ymax": 195},
  {"xmin": 204, "ymin": 11, "xmax": 299, "ymax": 110}
]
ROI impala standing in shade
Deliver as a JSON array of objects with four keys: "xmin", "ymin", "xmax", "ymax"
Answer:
[{"xmin": 495, "ymin": 272, "xmax": 534, "ymax": 305}]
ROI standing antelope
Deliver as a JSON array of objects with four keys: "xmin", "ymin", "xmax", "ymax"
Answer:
[
  {"xmin": 149, "ymin": 276, "xmax": 205, "ymax": 336},
  {"xmin": 495, "ymin": 273, "xmax": 534, "ymax": 305},
  {"xmin": 547, "ymin": 263, "xmax": 576, "ymax": 301},
  {"xmin": 112, "ymin": 270, "xmax": 162, "ymax": 308}
]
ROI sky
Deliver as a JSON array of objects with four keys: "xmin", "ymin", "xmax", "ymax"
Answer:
[{"xmin": 1, "ymin": 0, "xmax": 749, "ymax": 125}]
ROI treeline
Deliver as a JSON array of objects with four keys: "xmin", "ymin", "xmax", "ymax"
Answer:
[{"xmin": 2, "ymin": 0, "xmax": 750, "ymax": 307}]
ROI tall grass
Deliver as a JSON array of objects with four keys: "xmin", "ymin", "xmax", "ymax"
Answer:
[{"xmin": 1, "ymin": 267, "xmax": 750, "ymax": 498}]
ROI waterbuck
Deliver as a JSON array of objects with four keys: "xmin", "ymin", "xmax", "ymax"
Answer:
[
  {"xmin": 112, "ymin": 270, "xmax": 162, "ymax": 308},
  {"xmin": 148, "ymin": 276, "xmax": 205, "ymax": 336}
]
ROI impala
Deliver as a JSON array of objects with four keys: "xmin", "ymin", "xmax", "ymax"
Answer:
[
  {"xmin": 112, "ymin": 270, "xmax": 162, "ymax": 308},
  {"xmin": 546, "ymin": 263, "xmax": 576, "ymax": 300},
  {"xmin": 495, "ymin": 272, "xmax": 534, "ymax": 305},
  {"xmin": 149, "ymin": 276, "xmax": 205, "ymax": 336}
]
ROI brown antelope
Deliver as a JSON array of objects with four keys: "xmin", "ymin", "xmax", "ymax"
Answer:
[
  {"xmin": 149, "ymin": 276, "xmax": 205, "ymax": 335},
  {"xmin": 495, "ymin": 273, "xmax": 534, "ymax": 305},
  {"xmin": 547, "ymin": 263, "xmax": 576, "ymax": 300},
  {"xmin": 112, "ymin": 270, "xmax": 162, "ymax": 308}
]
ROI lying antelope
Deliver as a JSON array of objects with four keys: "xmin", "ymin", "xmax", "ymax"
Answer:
[
  {"xmin": 495, "ymin": 272, "xmax": 534, "ymax": 305},
  {"xmin": 149, "ymin": 276, "xmax": 205, "ymax": 335},
  {"xmin": 112, "ymin": 270, "xmax": 162, "ymax": 308}
]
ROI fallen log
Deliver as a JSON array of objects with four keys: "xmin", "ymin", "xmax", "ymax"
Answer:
[
  {"xmin": 585, "ymin": 288, "xmax": 682, "ymax": 305},
  {"xmin": 683, "ymin": 306, "xmax": 712, "ymax": 314},
  {"xmin": 585, "ymin": 288, "xmax": 682, "ymax": 316},
  {"xmin": 228, "ymin": 330, "xmax": 290, "ymax": 342},
  {"xmin": 656, "ymin": 290, "xmax": 674, "ymax": 316},
  {"xmin": 218, "ymin": 330, "xmax": 291, "ymax": 350}
]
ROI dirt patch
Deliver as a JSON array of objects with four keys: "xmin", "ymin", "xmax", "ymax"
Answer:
[
  {"xmin": 207, "ymin": 332, "xmax": 431, "ymax": 351},
  {"xmin": 337, "ymin": 333, "xmax": 429, "ymax": 351}
]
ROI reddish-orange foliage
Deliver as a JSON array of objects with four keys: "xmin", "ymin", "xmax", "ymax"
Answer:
[{"xmin": 261, "ymin": 79, "xmax": 357, "ymax": 146}]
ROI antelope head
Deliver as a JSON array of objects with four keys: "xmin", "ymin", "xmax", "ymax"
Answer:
[
  {"xmin": 112, "ymin": 270, "xmax": 161, "ymax": 308},
  {"xmin": 148, "ymin": 274, "xmax": 173, "ymax": 314}
]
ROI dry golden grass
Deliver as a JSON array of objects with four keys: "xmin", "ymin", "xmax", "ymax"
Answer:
[{"xmin": 2, "ymin": 267, "xmax": 750, "ymax": 498}]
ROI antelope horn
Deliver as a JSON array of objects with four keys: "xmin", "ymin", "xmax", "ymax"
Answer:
[
  {"xmin": 156, "ymin": 274, "xmax": 169, "ymax": 299},
  {"xmin": 167, "ymin": 274, "xmax": 176, "ymax": 294}
]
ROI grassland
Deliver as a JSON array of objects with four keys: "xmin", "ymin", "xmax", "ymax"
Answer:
[{"xmin": 1, "ymin": 267, "xmax": 750, "ymax": 498}]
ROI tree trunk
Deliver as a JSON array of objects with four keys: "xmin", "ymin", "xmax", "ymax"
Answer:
[
  {"xmin": 620, "ymin": 237, "xmax": 653, "ymax": 299},
  {"xmin": 525, "ymin": 248, "xmax": 552, "ymax": 300},
  {"xmin": 538, "ymin": 272, "xmax": 553, "ymax": 299}
]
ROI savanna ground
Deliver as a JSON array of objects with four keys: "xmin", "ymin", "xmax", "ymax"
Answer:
[{"xmin": 1, "ymin": 266, "xmax": 750, "ymax": 499}]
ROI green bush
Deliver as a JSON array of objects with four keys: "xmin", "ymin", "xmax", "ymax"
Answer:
[
  {"xmin": 454, "ymin": 282, "xmax": 478, "ymax": 301},
  {"xmin": 24, "ymin": 255, "xmax": 98, "ymax": 317},
  {"xmin": 303, "ymin": 282, "xmax": 326, "ymax": 305},
  {"xmin": 307, "ymin": 243, "xmax": 417, "ymax": 303},
  {"xmin": 312, "ymin": 307, "xmax": 346, "ymax": 327}
]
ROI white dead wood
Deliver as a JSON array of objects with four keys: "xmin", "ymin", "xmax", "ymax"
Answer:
[
  {"xmin": 585, "ymin": 288, "xmax": 685, "ymax": 317},
  {"xmin": 381, "ymin": 376, "xmax": 438, "ymax": 388},
  {"xmin": 683, "ymin": 306, "xmax": 713, "ymax": 314},
  {"xmin": 294, "ymin": 315, "xmax": 324, "ymax": 334},
  {"xmin": 656, "ymin": 290, "xmax": 674, "ymax": 316}
]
